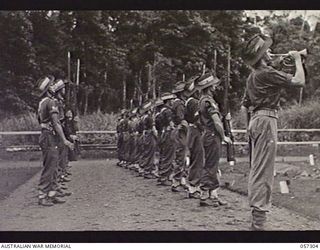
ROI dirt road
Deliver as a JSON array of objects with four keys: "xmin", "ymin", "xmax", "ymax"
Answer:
[{"xmin": 0, "ymin": 159, "xmax": 319, "ymax": 231}]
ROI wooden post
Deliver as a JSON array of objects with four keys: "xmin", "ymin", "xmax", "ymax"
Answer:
[
  {"xmin": 299, "ymin": 10, "xmax": 307, "ymax": 40},
  {"xmin": 130, "ymin": 99, "xmax": 133, "ymax": 110},
  {"xmin": 123, "ymin": 75, "xmax": 127, "ymax": 109},
  {"xmin": 76, "ymin": 59, "xmax": 80, "ymax": 86},
  {"xmin": 73, "ymin": 58, "xmax": 80, "ymax": 115},
  {"xmin": 227, "ymin": 45, "xmax": 231, "ymax": 89},
  {"xmin": 214, "ymin": 49, "xmax": 217, "ymax": 74},
  {"xmin": 182, "ymin": 74, "xmax": 185, "ymax": 81},
  {"xmin": 68, "ymin": 51, "xmax": 71, "ymax": 81},
  {"xmin": 298, "ymin": 11, "xmax": 307, "ymax": 106},
  {"xmin": 299, "ymin": 88, "xmax": 303, "ymax": 106}
]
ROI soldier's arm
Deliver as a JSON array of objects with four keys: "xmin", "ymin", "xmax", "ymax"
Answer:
[
  {"xmin": 51, "ymin": 113, "xmax": 74, "ymax": 149},
  {"xmin": 289, "ymin": 51, "xmax": 305, "ymax": 87},
  {"xmin": 165, "ymin": 108, "xmax": 174, "ymax": 128},
  {"xmin": 240, "ymin": 106, "xmax": 249, "ymax": 129},
  {"xmin": 240, "ymin": 88, "xmax": 251, "ymax": 129},
  {"xmin": 267, "ymin": 53, "xmax": 305, "ymax": 89},
  {"xmin": 176, "ymin": 103, "xmax": 185, "ymax": 123},
  {"xmin": 211, "ymin": 113, "xmax": 227, "ymax": 141}
]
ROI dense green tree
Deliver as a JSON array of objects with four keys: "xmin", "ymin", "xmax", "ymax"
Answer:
[
  {"xmin": 1, "ymin": 10, "xmax": 319, "ymax": 118},
  {"xmin": 0, "ymin": 11, "xmax": 36, "ymax": 115}
]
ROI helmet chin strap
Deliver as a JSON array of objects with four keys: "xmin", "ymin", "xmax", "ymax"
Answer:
[{"xmin": 47, "ymin": 87, "xmax": 55, "ymax": 97}]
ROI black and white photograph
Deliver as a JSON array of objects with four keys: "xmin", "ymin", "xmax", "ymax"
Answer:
[{"xmin": 0, "ymin": 9, "xmax": 320, "ymax": 237}]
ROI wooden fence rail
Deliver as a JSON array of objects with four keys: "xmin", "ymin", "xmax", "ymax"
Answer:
[
  {"xmin": 1, "ymin": 129, "xmax": 320, "ymax": 136},
  {"xmin": 4, "ymin": 141, "xmax": 320, "ymax": 152},
  {"xmin": 1, "ymin": 129, "xmax": 319, "ymax": 152}
]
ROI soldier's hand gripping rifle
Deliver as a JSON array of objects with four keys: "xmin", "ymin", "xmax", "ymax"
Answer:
[{"xmin": 221, "ymin": 46, "xmax": 236, "ymax": 165}]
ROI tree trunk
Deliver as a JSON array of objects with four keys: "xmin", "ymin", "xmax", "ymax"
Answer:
[
  {"xmin": 84, "ymin": 89, "xmax": 89, "ymax": 115},
  {"xmin": 97, "ymin": 89, "xmax": 105, "ymax": 113}
]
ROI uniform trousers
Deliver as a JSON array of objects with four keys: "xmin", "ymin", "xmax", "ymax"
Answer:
[
  {"xmin": 122, "ymin": 133, "xmax": 130, "ymax": 162},
  {"xmin": 140, "ymin": 130, "xmax": 157, "ymax": 173},
  {"xmin": 172, "ymin": 126, "xmax": 188, "ymax": 184},
  {"xmin": 128, "ymin": 133, "xmax": 138, "ymax": 164},
  {"xmin": 117, "ymin": 133, "xmax": 124, "ymax": 161},
  {"xmin": 158, "ymin": 129, "xmax": 176, "ymax": 180},
  {"xmin": 58, "ymin": 142, "xmax": 68, "ymax": 177},
  {"xmin": 134, "ymin": 133, "xmax": 144, "ymax": 165},
  {"xmin": 248, "ymin": 114, "xmax": 277, "ymax": 212},
  {"xmin": 38, "ymin": 129, "xmax": 59, "ymax": 198},
  {"xmin": 200, "ymin": 130, "xmax": 222, "ymax": 191},
  {"xmin": 186, "ymin": 124, "xmax": 205, "ymax": 187},
  {"xmin": 125, "ymin": 133, "xmax": 135, "ymax": 164}
]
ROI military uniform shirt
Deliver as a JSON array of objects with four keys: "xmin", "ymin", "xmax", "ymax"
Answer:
[
  {"xmin": 58, "ymin": 100, "xmax": 65, "ymax": 122},
  {"xmin": 116, "ymin": 120, "xmax": 121, "ymax": 133},
  {"xmin": 155, "ymin": 111, "xmax": 163, "ymax": 131},
  {"xmin": 160, "ymin": 105, "xmax": 173, "ymax": 128},
  {"xmin": 37, "ymin": 97, "xmax": 60, "ymax": 124},
  {"xmin": 185, "ymin": 97, "xmax": 199, "ymax": 124},
  {"xmin": 128, "ymin": 119, "xmax": 135, "ymax": 133},
  {"xmin": 122, "ymin": 118, "xmax": 129, "ymax": 132},
  {"xmin": 172, "ymin": 98, "xmax": 185, "ymax": 126},
  {"xmin": 199, "ymin": 95, "xmax": 221, "ymax": 131},
  {"xmin": 242, "ymin": 65, "xmax": 292, "ymax": 111},
  {"xmin": 143, "ymin": 113, "xmax": 153, "ymax": 130},
  {"xmin": 137, "ymin": 117, "xmax": 144, "ymax": 133}
]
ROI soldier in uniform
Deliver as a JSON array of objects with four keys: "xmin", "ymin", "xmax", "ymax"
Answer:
[
  {"xmin": 133, "ymin": 106, "xmax": 146, "ymax": 173},
  {"xmin": 121, "ymin": 111, "xmax": 130, "ymax": 167},
  {"xmin": 241, "ymin": 34, "xmax": 305, "ymax": 230},
  {"xmin": 170, "ymin": 81, "xmax": 190, "ymax": 192},
  {"xmin": 197, "ymin": 72, "xmax": 232, "ymax": 207},
  {"xmin": 116, "ymin": 110, "xmax": 126, "ymax": 167},
  {"xmin": 55, "ymin": 79, "xmax": 71, "ymax": 185},
  {"xmin": 123, "ymin": 110, "xmax": 133, "ymax": 169},
  {"xmin": 152, "ymin": 98, "xmax": 164, "ymax": 178},
  {"xmin": 128, "ymin": 108, "xmax": 140, "ymax": 170},
  {"xmin": 139, "ymin": 101, "xmax": 157, "ymax": 179},
  {"xmin": 125, "ymin": 110, "xmax": 136, "ymax": 169},
  {"xmin": 157, "ymin": 92, "xmax": 177, "ymax": 186},
  {"xmin": 64, "ymin": 109, "xmax": 80, "ymax": 168},
  {"xmin": 37, "ymin": 76, "xmax": 74, "ymax": 206},
  {"xmin": 183, "ymin": 76, "xmax": 204, "ymax": 199}
]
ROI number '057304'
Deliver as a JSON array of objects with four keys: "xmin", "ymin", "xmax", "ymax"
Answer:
[{"xmin": 300, "ymin": 244, "xmax": 319, "ymax": 248}]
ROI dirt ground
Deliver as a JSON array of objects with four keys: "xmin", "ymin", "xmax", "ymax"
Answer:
[
  {"xmin": 0, "ymin": 159, "xmax": 320, "ymax": 231},
  {"xmin": 220, "ymin": 160, "xmax": 320, "ymax": 221}
]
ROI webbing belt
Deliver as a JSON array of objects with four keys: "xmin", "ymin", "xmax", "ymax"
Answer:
[{"xmin": 253, "ymin": 109, "xmax": 279, "ymax": 119}]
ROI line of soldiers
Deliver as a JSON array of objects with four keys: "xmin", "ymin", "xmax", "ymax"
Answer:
[
  {"xmin": 36, "ymin": 76, "xmax": 80, "ymax": 206},
  {"xmin": 117, "ymin": 32, "xmax": 306, "ymax": 230},
  {"xmin": 116, "ymin": 70, "xmax": 233, "ymax": 207}
]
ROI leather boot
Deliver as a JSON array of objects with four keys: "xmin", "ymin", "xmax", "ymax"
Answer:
[
  {"xmin": 200, "ymin": 190, "xmax": 219, "ymax": 207},
  {"xmin": 210, "ymin": 189, "xmax": 228, "ymax": 206},
  {"xmin": 251, "ymin": 209, "xmax": 267, "ymax": 231},
  {"xmin": 38, "ymin": 197, "xmax": 54, "ymax": 207}
]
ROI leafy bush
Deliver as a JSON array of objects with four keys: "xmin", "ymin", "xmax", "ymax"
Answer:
[
  {"xmin": 78, "ymin": 112, "xmax": 117, "ymax": 131},
  {"xmin": 278, "ymin": 100, "xmax": 320, "ymax": 129},
  {"xmin": 0, "ymin": 111, "xmax": 118, "ymax": 146},
  {"xmin": 232, "ymin": 99, "xmax": 320, "ymax": 141},
  {"xmin": 0, "ymin": 112, "xmax": 39, "ymax": 132}
]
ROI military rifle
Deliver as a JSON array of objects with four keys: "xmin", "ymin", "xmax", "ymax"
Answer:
[{"xmin": 222, "ymin": 46, "xmax": 236, "ymax": 165}]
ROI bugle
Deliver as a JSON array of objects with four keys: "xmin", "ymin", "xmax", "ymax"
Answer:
[{"xmin": 270, "ymin": 49, "xmax": 307, "ymax": 58}]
